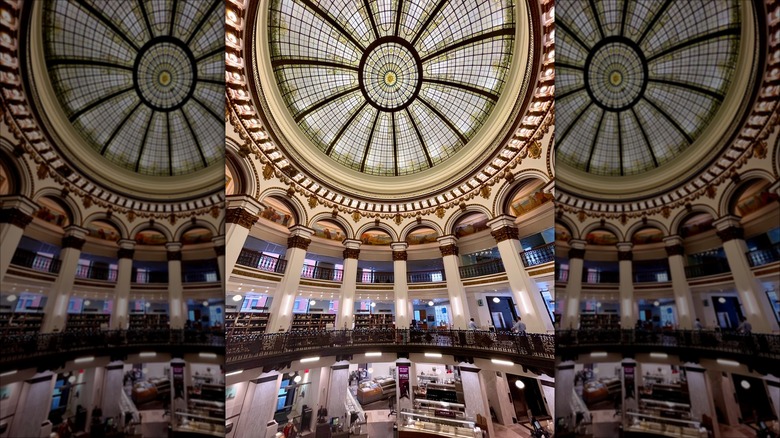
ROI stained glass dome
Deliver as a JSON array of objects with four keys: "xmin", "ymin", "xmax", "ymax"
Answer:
[
  {"xmin": 555, "ymin": 0, "xmax": 741, "ymax": 176},
  {"xmin": 268, "ymin": 0, "xmax": 516, "ymax": 176},
  {"xmin": 42, "ymin": 0, "xmax": 224, "ymax": 176}
]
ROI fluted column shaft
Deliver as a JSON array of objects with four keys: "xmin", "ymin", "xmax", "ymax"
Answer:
[
  {"xmin": 224, "ymin": 196, "xmax": 263, "ymax": 281},
  {"xmin": 392, "ymin": 242, "xmax": 410, "ymax": 329},
  {"xmin": 111, "ymin": 239, "xmax": 136, "ymax": 329},
  {"xmin": 166, "ymin": 242, "xmax": 185, "ymax": 329},
  {"xmin": 42, "ymin": 226, "xmax": 88, "ymax": 332},
  {"xmin": 617, "ymin": 242, "xmax": 635, "ymax": 328},
  {"xmin": 664, "ymin": 236, "xmax": 695, "ymax": 329},
  {"xmin": 337, "ymin": 239, "xmax": 361, "ymax": 329},
  {"xmin": 562, "ymin": 240, "xmax": 586, "ymax": 330},
  {"xmin": 267, "ymin": 226, "xmax": 314, "ymax": 332},
  {"xmin": 438, "ymin": 236, "xmax": 469, "ymax": 329}
]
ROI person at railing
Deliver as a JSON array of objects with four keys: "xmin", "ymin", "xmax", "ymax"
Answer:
[
  {"xmin": 694, "ymin": 318, "xmax": 704, "ymax": 330},
  {"xmin": 737, "ymin": 317, "xmax": 753, "ymax": 334},
  {"xmin": 511, "ymin": 316, "xmax": 526, "ymax": 334},
  {"xmin": 468, "ymin": 318, "xmax": 478, "ymax": 330}
]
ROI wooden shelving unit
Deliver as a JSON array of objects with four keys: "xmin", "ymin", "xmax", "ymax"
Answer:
[
  {"xmin": 0, "ymin": 310, "xmax": 44, "ymax": 334},
  {"xmin": 354, "ymin": 313, "xmax": 395, "ymax": 329},
  {"xmin": 579, "ymin": 312, "xmax": 620, "ymax": 330},
  {"xmin": 129, "ymin": 312, "xmax": 169, "ymax": 330},
  {"xmin": 290, "ymin": 313, "xmax": 335, "ymax": 331},
  {"xmin": 225, "ymin": 312, "xmax": 269, "ymax": 335},
  {"xmin": 66, "ymin": 313, "xmax": 110, "ymax": 330}
]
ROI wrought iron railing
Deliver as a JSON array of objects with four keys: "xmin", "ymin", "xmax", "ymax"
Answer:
[
  {"xmin": 1, "ymin": 329, "xmax": 224, "ymax": 364},
  {"xmin": 226, "ymin": 329, "xmax": 554, "ymax": 363},
  {"xmin": 556, "ymin": 266, "xmax": 569, "ymax": 282},
  {"xmin": 582, "ymin": 270, "xmax": 619, "ymax": 283},
  {"xmin": 132, "ymin": 271, "xmax": 169, "ymax": 284},
  {"xmin": 684, "ymin": 260, "xmax": 731, "ymax": 278},
  {"xmin": 10, "ymin": 249, "xmax": 61, "ymax": 274},
  {"xmin": 301, "ymin": 264, "xmax": 343, "ymax": 282},
  {"xmin": 75, "ymin": 265, "xmax": 118, "ymax": 281},
  {"xmin": 407, "ymin": 269, "xmax": 446, "ymax": 283},
  {"xmin": 519, "ymin": 242, "xmax": 555, "ymax": 267},
  {"xmin": 556, "ymin": 329, "xmax": 780, "ymax": 359},
  {"xmin": 183, "ymin": 271, "xmax": 220, "ymax": 283},
  {"xmin": 746, "ymin": 243, "xmax": 780, "ymax": 267},
  {"xmin": 459, "ymin": 259, "xmax": 505, "ymax": 278},
  {"xmin": 634, "ymin": 270, "xmax": 671, "ymax": 283},
  {"xmin": 358, "ymin": 271, "xmax": 395, "ymax": 283},
  {"xmin": 236, "ymin": 249, "xmax": 287, "ymax": 274}
]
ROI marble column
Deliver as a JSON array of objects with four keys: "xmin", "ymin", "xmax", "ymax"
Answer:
[
  {"xmin": 235, "ymin": 372, "xmax": 282, "ymax": 438},
  {"xmin": 212, "ymin": 235, "xmax": 226, "ymax": 287},
  {"xmin": 459, "ymin": 364, "xmax": 494, "ymax": 437},
  {"xmin": 166, "ymin": 242, "xmax": 185, "ymax": 329},
  {"xmin": 617, "ymin": 243, "xmax": 635, "ymax": 328},
  {"xmin": 555, "ymin": 362, "xmax": 575, "ymax": 428},
  {"xmin": 326, "ymin": 361, "xmax": 350, "ymax": 423},
  {"xmin": 482, "ymin": 371, "xmax": 514, "ymax": 425},
  {"xmin": 663, "ymin": 236, "xmax": 696, "ymax": 329},
  {"xmin": 437, "ymin": 236, "xmax": 469, "ymax": 329},
  {"xmin": 714, "ymin": 216, "xmax": 777, "ymax": 332},
  {"xmin": 392, "ymin": 242, "xmax": 410, "ymax": 329},
  {"xmin": 101, "ymin": 361, "xmax": 125, "ymax": 422},
  {"xmin": 267, "ymin": 226, "xmax": 314, "ymax": 332},
  {"xmin": 110, "ymin": 240, "xmax": 136, "ymax": 329},
  {"xmin": 8, "ymin": 372, "xmax": 56, "ymax": 438},
  {"xmin": 0, "ymin": 196, "xmax": 37, "ymax": 281},
  {"xmin": 224, "ymin": 196, "xmax": 263, "ymax": 280},
  {"xmin": 337, "ymin": 240, "xmax": 361, "ymax": 329},
  {"xmin": 684, "ymin": 364, "xmax": 720, "ymax": 438},
  {"xmin": 487, "ymin": 215, "xmax": 553, "ymax": 333},
  {"xmin": 562, "ymin": 241, "xmax": 586, "ymax": 330},
  {"xmin": 42, "ymin": 226, "xmax": 88, "ymax": 333}
]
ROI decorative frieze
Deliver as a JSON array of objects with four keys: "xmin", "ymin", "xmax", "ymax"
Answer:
[
  {"xmin": 490, "ymin": 225, "xmax": 519, "ymax": 243},
  {"xmin": 392, "ymin": 250, "xmax": 408, "ymax": 261},
  {"xmin": 287, "ymin": 235, "xmax": 311, "ymax": 250},
  {"xmin": 439, "ymin": 244, "xmax": 459, "ymax": 257},
  {"xmin": 716, "ymin": 226, "xmax": 744, "ymax": 243},
  {"xmin": 343, "ymin": 248, "xmax": 360, "ymax": 259}
]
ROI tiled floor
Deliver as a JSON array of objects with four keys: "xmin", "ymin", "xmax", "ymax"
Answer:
[{"xmin": 493, "ymin": 422, "xmax": 535, "ymax": 438}]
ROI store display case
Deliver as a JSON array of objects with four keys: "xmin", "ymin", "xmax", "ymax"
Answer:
[
  {"xmin": 356, "ymin": 377, "xmax": 396, "ymax": 404},
  {"xmin": 398, "ymin": 409, "xmax": 481, "ymax": 438},
  {"xmin": 413, "ymin": 399, "xmax": 466, "ymax": 418},
  {"xmin": 172, "ymin": 411, "xmax": 225, "ymax": 437},
  {"xmin": 624, "ymin": 412, "xmax": 707, "ymax": 438}
]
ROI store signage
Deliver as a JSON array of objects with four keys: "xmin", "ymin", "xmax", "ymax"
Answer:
[
  {"xmin": 435, "ymin": 409, "xmax": 457, "ymax": 418},
  {"xmin": 398, "ymin": 365, "xmax": 410, "ymax": 400}
]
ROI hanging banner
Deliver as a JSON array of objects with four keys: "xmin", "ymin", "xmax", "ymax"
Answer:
[{"xmin": 398, "ymin": 365, "xmax": 410, "ymax": 400}]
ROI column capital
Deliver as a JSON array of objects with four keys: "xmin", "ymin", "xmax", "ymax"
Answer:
[
  {"xmin": 62, "ymin": 226, "xmax": 88, "ymax": 250},
  {"xmin": 390, "ymin": 241, "xmax": 408, "ymax": 252},
  {"xmin": 716, "ymin": 226, "xmax": 744, "ymax": 243},
  {"xmin": 713, "ymin": 215, "xmax": 742, "ymax": 231},
  {"xmin": 391, "ymin": 242, "xmax": 408, "ymax": 261},
  {"xmin": 437, "ymin": 235, "xmax": 458, "ymax": 246},
  {"xmin": 287, "ymin": 226, "xmax": 314, "ymax": 250},
  {"xmin": 226, "ymin": 195, "xmax": 264, "ymax": 215},
  {"xmin": 117, "ymin": 239, "xmax": 136, "ymax": 259},
  {"xmin": 486, "ymin": 214, "xmax": 517, "ymax": 230},
  {"xmin": 569, "ymin": 239, "xmax": 587, "ymax": 250},
  {"xmin": 166, "ymin": 242, "xmax": 183, "ymax": 260},
  {"xmin": 617, "ymin": 242, "xmax": 633, "ymax": 261},
  {"xmin": 567, "ymin": 239, "xmax": 586, "ymax": 259},
  {"xmin": 225, "ymin": 207, "xmax": 259, "ymax": 229},
  {"xmin": 343, "ymin": 239, "xmax": 362, "ymax": 250},
  {"xmin": 211, "ymin": 235, "xmax": 226, "ymax": 247},
  {"xmin": 490, "ymin": 225, "xmax": 519, "ymax": 243},
  {"xmin": 0, "ymin": 195, "xmax": 39, "ymax": 216}
]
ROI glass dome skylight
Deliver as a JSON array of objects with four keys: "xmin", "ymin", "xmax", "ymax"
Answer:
[{"xmin": 268, "ymin": 0, "xmax": 516, "ymax": 176}]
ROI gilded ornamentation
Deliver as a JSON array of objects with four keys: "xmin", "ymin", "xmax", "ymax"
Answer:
[
  {"xmin": 665, "ymin": 244, "xmax": 684, "ymax": 256},
  {"xmin": 263, "ymin": 163, "xmax": 274, "ymax": 180},
  {"xmin": 491, "ymin": 226, "xmax": 519, "ymax": 243},
  {"xmin": 225, "ymin": 208, "xmax": 259, "ymax": 229},
  {"xmin": 0, "ymin": 208, "xmax": 33, "ymax": 228},
  {"xmin": 617, "ymin": 250, "xmax": 633, "ymax": 261},
  {"xmin": 705, "ymin": 185, "xmax": 716, "ymax": 199},
  {"xmin": 287, "ymin": 235, "xmax": 312, "ymax": 250},
  {"xmin": 439, "ymin": 244, "xmax": 459, "ymax": 256},
  {"xmin": 394, "ymin": 213, "xmax": 402, "ymax": 225},
  {"xmin": 343, "ymin": 248, "xmax": 360, "ymax": 259},
  {"xmin": 661, "ymin": 206, "xmax": 671, "ymax": 218},
  {"xmin": 754, "ymin": 140, "xmax": 767, "ymax": 159},
  {"xmin": 117, "ymin": 248, "xmax": 135, "ymax": 259},
  {"xmin": 577, "ymin": 210, "xmax": 586, "ymax": 222},
  {"xmin": 37, "ymin": 163, "xmax": 48, "ymax": 180},
  {"xmin": 435, "ymin": 207, "xmax": 445, "ymax": 219},
  {"xmin": 308, "ymin": 195, "xmax": 318, "ymax": 208},
  {"xmin": 528, "ymin": 141, "xmax": 542, "ymax": 159},
  {"xmin": 167, "ymin": 250, "xmax": 182, "ymax": 261},
  {"xmin": 716, "ymin": 226, "xmax": 744, "ymax": 242},
  {"xmin": 568, "ymin": 247, "xmax": 585, "ymax": 259},
  {"xmin": 82, "ymin": 196, "xmax": 92, "ymax": 209},
  {"xmin": 62, "ymin": 235, "xmax": 86, "ymax": 250},
  {"xmin": 480, "ymin": 185, "xmax": 491, "ymax": 199},
  {"xmin": 392, "ymin": 250, "xmax": 407, "ymax": 261},
  {"xmin": 352, "ymin": 211, "xmax": 361, "ymax": 222}
]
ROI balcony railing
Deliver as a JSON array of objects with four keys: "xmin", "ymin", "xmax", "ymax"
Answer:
[
  {"xmin": 183, "ymin": 271, "xmax": 220, "ymax": 283},
  {"xmin": 75, "ymin": 265, "xmax": 118, "ymax": 282},
  {"xmin": 236, "ymin": 249, "xmax": 287, "ymax": 274},
  {"xmin": 557, "ymin": 329, "xmax": 780, "ymax": 360},
  {"xmin": 10, "ymin": 250, "xmax": 61, "ymax": 274},
  {"xmin": 358, "ymin": 271, "xmax": 395, "ymax": 283},
  {"xmin": 1, "ymin": 329, "xmax": 224, "ymax": 365},
  {"xmin": 582, "ymin": 271, "xmax": 619, "ymax": 284},
  {"xmin": 227, "ymin": 329, "xmax": 554, "ymax": 364},
  {"xmin": 634, "ymin": 270, "xmax": 671, "ymax": 283},
  {"xmin": 684, "ymin": 260, "xmax": 731, "ymax": 278},
  {"xmin": 459, "ymin": 259, "xmax": 505, "ymax": 279},
  {"xmin": 520, "ymin": 242, "xmax": 555, "ymax": 267},
  {"xmin": 133, "ymin": 271, "xmax": 169, "ymax": 284},
  {"xmin": 301, "ymin": 264, "xmax": 343, "ymax": 282},
  {"xmin": 407, "ymin": 269, "xmax": 446, "ymax": 283},
  {"xmin": 556, "ymin": 267, "xmax": 569, "ymax": 282},
  {"xmin": 746, "ymin": 243, "xmax": 780, "ymax": 267}
]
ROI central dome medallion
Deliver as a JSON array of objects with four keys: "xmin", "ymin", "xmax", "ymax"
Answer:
[{"xmin": 268, "ymin": 0, "xmax": 516, "ymax": 176}]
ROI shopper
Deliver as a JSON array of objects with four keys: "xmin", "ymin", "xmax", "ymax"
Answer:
[
  {"xmin": 694, "ymin": 318, "xmax": 704, "ymax": 330},
  {"xmin": 737, "ymin": 317, "xmax": 752, "ymax": 334},
  {"xmin": 468, "ymin": 318, "xmax": 478, "ymax": 330},
  {"xmin": 512, "ymin": 316, "xmax": 526, "ymax": 334}
]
